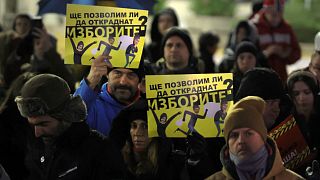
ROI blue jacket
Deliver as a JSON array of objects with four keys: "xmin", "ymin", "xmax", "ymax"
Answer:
[{"xmin": 74, "ymin": 79, "xmax": 125, "ymax": 136}]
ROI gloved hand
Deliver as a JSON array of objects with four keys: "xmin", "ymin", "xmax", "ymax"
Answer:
[
  {"xmin": 305, "ymin": 160, "xmax": 320, "ymax": 180},
  {"xmin": 186, "ymin": 131, "xmax": 206, "ymax": 165}
]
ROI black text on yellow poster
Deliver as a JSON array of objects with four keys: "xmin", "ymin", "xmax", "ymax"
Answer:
[
  {"xmin": 146, "ymin": 73, "xmax": 233, "ymax": 138},
  {"xmin": 65, "ymin": 4, "xmax": 148, "ymax": 67}
]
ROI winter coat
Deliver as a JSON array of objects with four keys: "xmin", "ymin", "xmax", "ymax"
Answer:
[
  {"xmin": 0, "ymin": 101, "xmax": 31, "ymax": 180},
  {"xmin": 251, "ymin": 11, "xmax": 301, "ymax": 81},
  {"xmin": 25, "ymin": 122, "xmax": 124, "ymax": 180},
  {"xmin": 74, "ymin": 80, "xmax": 126, "ymax": 136},
  {"xmin": 205, "ymin": 137, "xmax": 305, "ymax": 180}
]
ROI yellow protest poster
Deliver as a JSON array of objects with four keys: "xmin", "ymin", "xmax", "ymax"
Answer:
[
  {"xmin": 65, "ymin": 4, "xmax": 148, "ymax": 67},
  {"xmin": 146, "ymin": 73, "xmax": 233, "ymax": 138}
]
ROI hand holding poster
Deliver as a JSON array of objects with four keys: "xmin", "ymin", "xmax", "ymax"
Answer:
[
  {"xmin": 146, "ymin": 73, "xmax": 233, "ymax": 138},
  {"xmin": 65, "ymin": 4, "xmax": 148, "ymax": 67}
]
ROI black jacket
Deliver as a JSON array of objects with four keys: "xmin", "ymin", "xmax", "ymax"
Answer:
[{"xmin": 25, "ymin": 122, "xmax": 125, "ymax": 180}]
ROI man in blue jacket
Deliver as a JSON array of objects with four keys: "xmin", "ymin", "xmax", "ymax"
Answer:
[{"xmin": 74, "ymin": 55, "xmax": 143, "ymax": 136}]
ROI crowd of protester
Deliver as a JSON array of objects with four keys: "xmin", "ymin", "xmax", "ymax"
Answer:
[{"xmin": 0, "ymin": 0, "xmax": 320, "ymax": 179}]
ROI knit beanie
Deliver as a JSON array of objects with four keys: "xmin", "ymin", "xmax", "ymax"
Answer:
[
  {"xmin": 224, "ymin": 96, "xmax": 267, "ymax": 142},
  {"xmin": 161, "ymin": 26, "xmax": 193, "ymax": 58},
  {"xmin": 235, "ymin": 67, "xmax": 284, "ymax": 102},
  {"xmin": 16, "ymin": 74, "xmax": 87, "ymax": 122},
  {"xmin": 235, "ymin": 41, "xmax": 258, "ymax": 60},
  {"xmin": 109, "ymin": 98, "xmax": 148, "ymax": 149}
]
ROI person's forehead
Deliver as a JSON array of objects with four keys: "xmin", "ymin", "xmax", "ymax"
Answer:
[
  {"xmin": 231, "ymin": 127, "xmax": 253, "ymax": 133},
  {"xmin": 166, "ymin": 36, "xmax": 185, "ymax": 44},
  {"xmin": 132, "ymin": 119, "xmax": 146, "ymax": 124},
  {"xmin": 111, "ymin": 68, "xmax": 134, "ymax": 73},
  {"xmin": 28, "ymin": 115, "xmax": 54, "ymax": 124},
  {"xmin": 16, "ymin": 17, "xmax": 30, "ymax": 23},
  {"xmin": 159, "ymin": 13, "xmax": 174, "ymax": 20}
]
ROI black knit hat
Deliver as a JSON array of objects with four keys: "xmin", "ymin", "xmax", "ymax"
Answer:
[
  {"xmin": 235, "ymin": 41, "xmax": 258, "ymax": 60},
  {"xmin": 161, "ymin": 26, "xmax": 193, "ymax": 58},
  {"xmin": 109, "ymin": 98, "xmax": 148, "ymax": 149},
  {"xmin": 15, "ymin": 74, "xmax": 87, "ymax": 122},
  {"xmin": 235, "ymin": 67, "xmax": 284, "ymax": 102}
]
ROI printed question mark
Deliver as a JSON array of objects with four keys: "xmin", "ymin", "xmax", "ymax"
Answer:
[
  {"xmin": 223, "ymin": 79, "xmax": 233, "ymax": 90},
  {"xmin": 139, "ymin": 16, "xmax": 148, "ymax": 25}
]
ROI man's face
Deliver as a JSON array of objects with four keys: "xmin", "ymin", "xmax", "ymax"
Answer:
[
  {"xmin": 28, "ymin": 115, "xmax": 67, "ymax": 145},
  {"xmin": 309, "ymin": 53, "xmax": 320, "ymax": 82},
  {"xmin": 164, "ymin": 36, "xmax": 190, "ymax": 70},
  {"xmin": 15, "ymin": 17, "xmax": 31, "ymax": 36},
  {"xmin": 228, "ymin": 128, "xmax": 265, "ymax": 161},
  {"xmin": 263, "ymin": 99, "xmax": 280, "ymax": 129},
  {"xmin": 108, "ymin": 68, "xmax": 139, "ymax": 104},
  {"xmin": 130, "ymin": 120, "xmax": 150, "ymax": 151}
]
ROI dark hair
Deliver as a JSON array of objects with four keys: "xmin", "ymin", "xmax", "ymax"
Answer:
[
  {"xmin": 198, "ymin": 32, "xmax": 220, "ymax": 55},
  {"xmin": 287, "ymin": 70, "xmax": 319, "ymax": 106},
  {"xmin": 160, "ymin": 113, "xmax": 167, "ymax": 120},
  {"xmin": 13, "ymin": 14, "xmax": 31, "ymax": 31},
  {"xmin": 77, "ymin": 41, "xmax": 84, "ymax": 48}
]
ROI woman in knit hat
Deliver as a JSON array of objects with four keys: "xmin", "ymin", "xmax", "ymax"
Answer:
[
  {"xmin": 287, "ymin": 71, "xmax": 320, "ymax": 153},
  {"xmin": 205, "ymin": 96, "xmax": 304, "ymax": 180}
]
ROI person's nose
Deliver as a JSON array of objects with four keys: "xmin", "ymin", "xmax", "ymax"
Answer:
[
  {"xmin": 237, "ymin": 133, "xmax": 244, "ymax": 143},
  {"xmin": 34, "ymin": 126, "xmax": 44, "ymax": 138},
  {"xmin": 119, "ymin": 74, "xmax": 130, "ymax": 84}
]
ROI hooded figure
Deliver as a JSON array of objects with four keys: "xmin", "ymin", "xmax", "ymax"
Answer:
[
  {"xmin": 146, "ymin": 8, "xmax": 179, "ymax": 63},
  {"xmin": 205, "ymin": 96, "xmax": 304, "ymax": 180}
]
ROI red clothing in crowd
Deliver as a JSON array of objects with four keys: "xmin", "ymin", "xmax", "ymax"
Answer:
[{"xmin": 251, "ymin": 11, "xmax": 301, "ymax": 81}]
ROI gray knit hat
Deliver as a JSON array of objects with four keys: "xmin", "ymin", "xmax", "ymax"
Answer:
[{"xmin": 15, "ymin": 74, "xmax": 87, "ymax": 122}]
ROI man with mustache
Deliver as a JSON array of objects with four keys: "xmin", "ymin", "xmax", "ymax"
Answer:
[
  {"xmin": 205, "ymin": 96, "xmax": 304, "ymax": 180},
  {"xmin": 74, "ymin": 55, "xmax": 143, "ymax": 136}
]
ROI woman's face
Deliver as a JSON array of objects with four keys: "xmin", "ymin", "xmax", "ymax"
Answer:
[
  {"xmin": 130, "ymin": 120, "xmax": 150, "ymax": 151},
  {"xmin": 15, "ymin": 17, "xmax": 31, "ymax": 37},
  {"xmin": 158, "ymin": 14, "xmax": 175, "ymax": 35},
  {"xmin": 292, "ymin": 81, "xmax": 314, "ymax": 113},
  {"xmin": 237, "ymin": 52, "xmax": 256, "ymax": 73}
]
